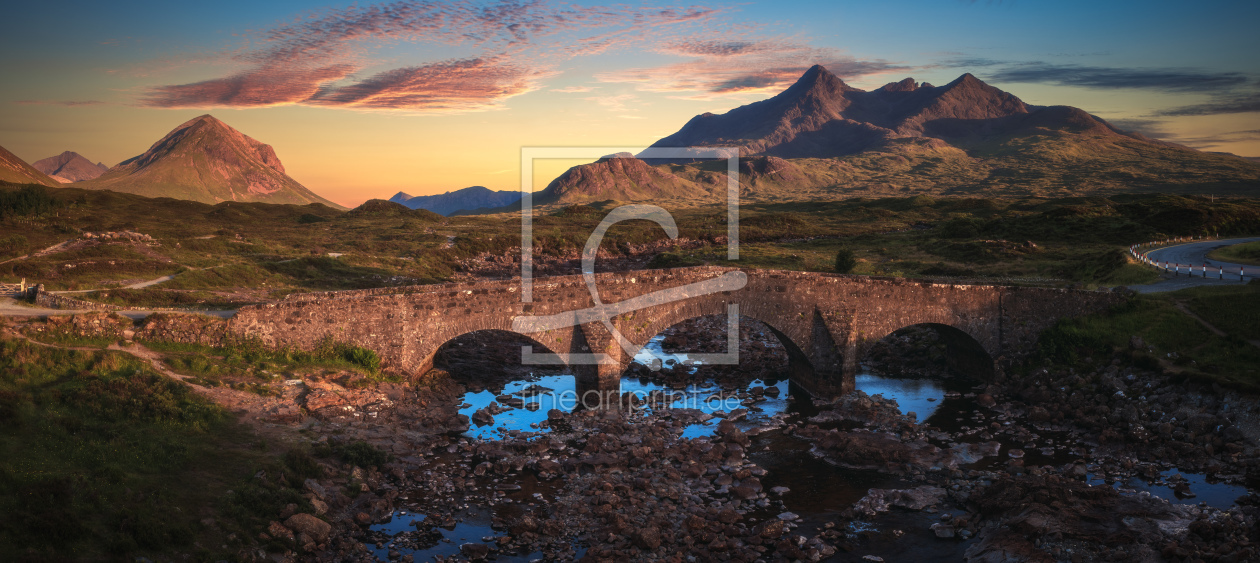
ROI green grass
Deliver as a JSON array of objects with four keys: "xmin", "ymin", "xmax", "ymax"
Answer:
[
  {"xmin": 148, "ymin": 336, "xmax": 384, "ymax": 386},
  {"xmin": 1178, "ymin": 284, "xmax": 1260, "ymax": 342},
  {"xmin": 0, "ymin": 339, "xmax": 236, "ymax": 559},
  {"xmin": 0, "ymin": 336, "xmax": 374, "ymax": 559},
  {"xmin": 1209, "ymin": 240, "xmax": 1260, "ymax": 266},
  {"xmin": 1038, "ymin": 286, "xmax": 1260, "ymax": 391}
]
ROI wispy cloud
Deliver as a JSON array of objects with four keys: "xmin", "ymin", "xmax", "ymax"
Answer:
[
  {"xmin": 1104, "ymin": 118, "xmax": 1260, "ymax": 151},
  {"xmin": 551, "ymin": 86, "xmax": 595, "ymax": 93},
  {"xmin": 598, "ymin": 42, "xmax": 909, "ymax": 98},
  {"xmin": 140, "ymin": 0, "xmax": 725, "ymax": 114},
  {"xmin": 1157, "ymin": 92, "xmax": 1260, "ymax": 116},
  {"xmin": 585, "ymin": 93, "xmax": 638, "ymax": 113},
  {"xmin": 1105, "ymin": 118, "xmax": 1172, "ymax": 139},
  {"xmin": 954, "ymin": 61, "xmax": 1251, "ymax": 93},
  {"xmin": 13, "ymin": 99, "xmax": 104, "ymax": 106},
  {"xmin": 309, "ymin": 57, "xmax": 553, "ymax": 111},
  {"xmin": 142, "ymin": 65, "xmax": 356, "ymax": 108}
]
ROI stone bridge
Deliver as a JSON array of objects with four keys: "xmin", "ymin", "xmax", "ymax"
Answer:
[{"xmin": 228, "ymin": 267, "xmax": 1124, "ymax": 398}]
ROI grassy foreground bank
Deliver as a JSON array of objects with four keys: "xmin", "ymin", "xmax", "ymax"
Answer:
[{"xmin": 1039, "ymin": 283, "xmax": 1260, "ymax": 391}]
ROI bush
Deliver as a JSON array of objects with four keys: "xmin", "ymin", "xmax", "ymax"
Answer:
[
  {"xmin": 0, "ymin": 184, "xmax": 57, "ymax": 218},
  {"xmin": 314, "ymin": 439, "xmax": 389, "ymax": 468},
  {"xmin": 341, "ymin": 345, "xmax": 381, "ymax": 372},
  {"xmin": 940, "ymin": 217, "xmax": 982, "ymax": 239},
  {"xmin": 834, "ymin": 249, "xmax": 857, "ymax": 274}
]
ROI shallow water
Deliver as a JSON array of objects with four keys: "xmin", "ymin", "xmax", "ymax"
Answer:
[
  {"xmin": 368, "ymin": 508, "xmax": 567, "ymax": 562},
  {"xmin": 458, "ymin": 375, "xmax": 577, "ymax": 439},
  {"xmin": 855, "ymin": 373, "xmax": 947, "ymax": 421},
  {"xmin": 619, "ymin": 376, "xmax": 792, "ymax": 437},
  {"xmin": 1088, "ymin": 468, "xmax": 1250, "ymax": 510}
]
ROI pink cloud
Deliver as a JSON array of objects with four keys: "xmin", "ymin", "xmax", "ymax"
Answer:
[
  {"xmin": 139, "ymin": 1, "xmax": 726, "ymax": 113},
  {"xmin": 310, "ymin": 57, "xmax": 552, "ymax": 111},
  {"xmin": 142, "ymin": 64, "xmax": 356, "ymax": 108}
]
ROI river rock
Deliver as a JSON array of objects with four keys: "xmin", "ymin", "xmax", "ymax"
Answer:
[{"xmin": 284, "ymin": 513, "xmax": 331, "ymax": 543}]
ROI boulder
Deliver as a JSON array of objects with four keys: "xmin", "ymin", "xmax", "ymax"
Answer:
[{"xmin": 284, "ymin": 513, "xmax": 331, "ymax": 543}]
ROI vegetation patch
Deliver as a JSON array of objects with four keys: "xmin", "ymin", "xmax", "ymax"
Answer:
[
  {"xmin": 1038, "ymin": 288, "xmax": 1260, "ymax": 391},
  {"xmin": 0, "ymin": 338, "xmax": 265, "ymax": 560},
  {"xmin": 1208, "ymin": 240, "xmax": 1260, "ymax": 266}
]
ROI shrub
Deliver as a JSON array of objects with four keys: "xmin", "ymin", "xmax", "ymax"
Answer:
[
  {"xmin": 940, "ymin": 217, "xmax": 982, "ymax": 239},
  {"xmin": 834, "ymin": 249, "xmax": 857, "ymax": 274}
]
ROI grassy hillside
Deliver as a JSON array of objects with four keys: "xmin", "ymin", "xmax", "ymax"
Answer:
[
  {"xmin": 663, "ymin": 138, "xmax": 1260, "ymax": 203},
  {"xmin": 2, "ymin": 183, "xmax": 1258, "ymax": 297}
]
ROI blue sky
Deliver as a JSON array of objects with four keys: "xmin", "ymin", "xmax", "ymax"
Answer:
[{"xmin": 2, "ymin": 0, "xmax": 1257, "ymax": 205}]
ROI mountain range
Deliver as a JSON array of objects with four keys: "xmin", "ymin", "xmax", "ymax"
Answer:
[
  {"xmin": 32, "ymin": 151, "xmax": 108, "ymax": 183},
  {"xmin": 389, "ymin": 186, "xmax": 522, "ymax": 216},
  {"xmin": 536, "ymin": 65, "xmax": 1260, "ymax": 204},
  {"xmin": 77, "ymin": 115, "xmax": 341, "ymax": 208}
]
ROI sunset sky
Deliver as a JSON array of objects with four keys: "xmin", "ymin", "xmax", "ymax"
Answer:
[{"xmin": 2, "ymin": 0, "xmax": 1257, "ymax": 207}]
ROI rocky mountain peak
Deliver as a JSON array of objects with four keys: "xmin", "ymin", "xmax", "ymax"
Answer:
[{"xmin": 879, "ymin": 77, "xmax": 919, "ymax": 93}]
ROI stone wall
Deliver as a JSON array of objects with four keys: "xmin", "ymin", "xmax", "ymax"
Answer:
[
  {"xmin": 134, "ymin": 313, "xmax": 227, "ymax": 347},
  {"xmin": 34, "ymin": 290, "xmax": 121, "ymax": 311},
  {"xmin": 228, "ymin": 267, "xmax": 1126, "ymax": 397}
]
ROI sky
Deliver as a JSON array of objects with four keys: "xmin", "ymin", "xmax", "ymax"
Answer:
[{"xmin": 1, "ymin": 0, "xmax": 1258, "ymax": 207}]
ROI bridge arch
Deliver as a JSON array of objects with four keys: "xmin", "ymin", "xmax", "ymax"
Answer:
[
  {"xmin": 430, "ymin": 329, "xmax": 566, "ymax": 379},
  {"xmin": 860, "ymin": 322, "xmax": 997, "ymax": 383},
  {"xmin": 621, "ymin": 312, "xmax": 807, "ymax": 382}
]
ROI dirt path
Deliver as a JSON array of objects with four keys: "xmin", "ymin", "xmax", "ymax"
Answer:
[
  {"xmin": 0, "ymin": 296, "xmax": 89, "ymax": 316},
  {"xmin": 53, "ymin": 273, "xmax": 178, "ymax": 294}
]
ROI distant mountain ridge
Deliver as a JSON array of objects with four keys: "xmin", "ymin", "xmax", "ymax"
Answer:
[
  {"xmin": 0, "ymin": 145, "xmax": 57, "ymax": 186},
  {"xmin": 78, "ymin": 115, "xmax": 342, "ymax": 208},
  {"xmin": 33, "ymin": 151, "xmax": 108, "ymax": 183},
  {"xmin": 532, "ymin": 65, "xmax": 1260, "ymax": 205},
  {"xmin": 648, "ymin": 65, "xmax": 1131, "ymax": 158},
  {"xmin": 389, "ymin": 186, "xmax": 521, "ymax": 216}
]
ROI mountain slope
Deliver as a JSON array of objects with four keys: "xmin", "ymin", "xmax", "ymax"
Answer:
[
  {"xmin": 389, "ymin": 186, "xmax": 522, "ymax": 216},
  {"xmin": 0, "ymin": 145, "xmax": 57, "ymax": 186},
  {"xmin": 33, "ymin": 151, "xmax": 108, "ymax": 183},
  {"xmin": 78, "ymin": 115, "xmax": 342, "ymax": 208},
  {"xmin": 535, "ymin": 153, "xmax": 715, "ymax": 204}
]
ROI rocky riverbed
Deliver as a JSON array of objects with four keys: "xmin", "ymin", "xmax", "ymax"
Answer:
[{"xmin": 12, "ymin": 312, "xmax": 1259, "ymax": 562}]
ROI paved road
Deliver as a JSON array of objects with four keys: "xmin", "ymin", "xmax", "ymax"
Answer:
[{"xmin": 1129, "ymin": 237, "xmax": 1259, "ymax": 293}]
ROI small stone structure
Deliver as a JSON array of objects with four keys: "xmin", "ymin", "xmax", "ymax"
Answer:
[{"xmin": 229, "ymin": 267, "xmax": 1124, "ymax": 398}]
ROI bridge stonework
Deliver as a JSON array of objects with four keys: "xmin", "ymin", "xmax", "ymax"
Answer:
[{"xmin": 227, "ymin": 267, "xmax": 1124, "ymax": 398}]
